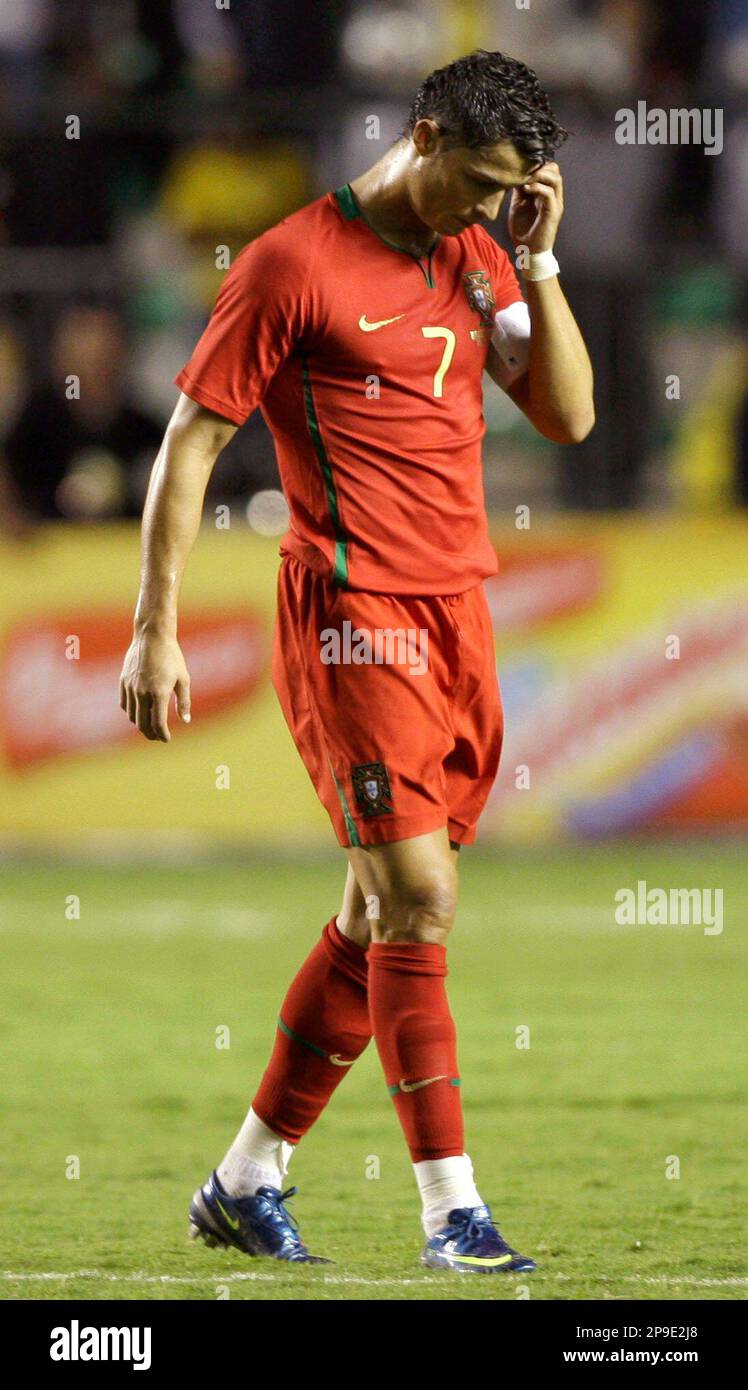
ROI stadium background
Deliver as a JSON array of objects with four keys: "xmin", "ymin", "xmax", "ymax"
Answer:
[{"xmin": 1, "ymin": 0, "xmax": 746, "ymax": 1302}]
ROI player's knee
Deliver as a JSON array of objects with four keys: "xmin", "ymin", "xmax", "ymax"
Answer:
[
  {"xmin": 378, "ymin": 865, "xmax": 457, "ymax": 944},
  {"xmin": 337, "ymin": 865, "xmax": 374, "ymax": 946},
  {"xmin": 336, "ymin": 909, "xmax": 372, "ymax": 948}
]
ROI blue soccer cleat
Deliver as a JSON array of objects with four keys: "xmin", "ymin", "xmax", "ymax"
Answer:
[
  {"xmin": 421, "ymin": 1204, "xmax": 537, "ymax": 1275},
  {"xmin": 189, "ymin": 1170, "xmax": 330, "ymax": 1264}
]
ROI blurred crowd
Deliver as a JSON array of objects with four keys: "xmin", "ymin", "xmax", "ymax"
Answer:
[{"xmin": 0, "ymin": 0, "xmax": 746, "ymax": 531}]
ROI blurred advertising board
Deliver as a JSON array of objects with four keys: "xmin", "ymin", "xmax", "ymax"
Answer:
[
  {"xmin": 1, "ymin": 517, "xmax": 746, "ymax": 847},
  {"xmin": 483, "ymin": 516, "xmax": 748, "ymax": 842}
]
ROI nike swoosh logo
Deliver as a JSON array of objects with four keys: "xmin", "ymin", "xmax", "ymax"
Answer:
[
  {"xmin": 358, "ymin": 313, "xmax": 405, "ymax": 332},
  {"xmin": 329, "ymin": 1053, "xmax": 357, "ymax": 1067},
  {"xmin": 398, "ymin": 1074, "xmax": 448, "ymax": 1093},
  {"xmin": 449, "ymin": 1252, "xmax": 515, "ymax": 1267},
  {"xmin": 215, "ymin": 1198, "xmax": 240, "ymax": 1230}
]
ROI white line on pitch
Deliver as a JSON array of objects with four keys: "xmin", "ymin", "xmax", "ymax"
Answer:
[{"xmin": 2, "ymin": 1271, "xmax": 746, "ymax": 1288}]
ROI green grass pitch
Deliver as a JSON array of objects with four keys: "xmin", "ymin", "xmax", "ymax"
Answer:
[{"xmin": 2, "ymin": 843, "xmax": 746, "ymax": 1301}]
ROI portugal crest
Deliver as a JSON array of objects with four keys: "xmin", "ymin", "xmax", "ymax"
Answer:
[
  {"xmin": 463, "ymin": 269, "xmax": 495, "ymax": 325},
  {"xmin": 352, "ymin": 761, "xmax": 393, "ymax": 818}
]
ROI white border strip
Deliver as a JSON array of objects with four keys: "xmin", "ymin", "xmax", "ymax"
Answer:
[{"xmin": 3, "ymin": 1270, "xmax": 746, "ymax": 1288}]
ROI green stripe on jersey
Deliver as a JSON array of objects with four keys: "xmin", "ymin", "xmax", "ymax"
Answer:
[{"xmin": 301, "ymin": 355, "xmax": 349, "ymax": 587}]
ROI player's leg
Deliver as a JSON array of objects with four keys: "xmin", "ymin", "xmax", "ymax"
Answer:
[
  {"xmin": 190, "ymin": 866, "xmax": 374, "ymax": 1256},
  {"xmin": 347, "ymin": 826, "xmax": 479, "ymax": 1220},
  {"xmin": 348, "ymin": 825, "xmax": 535, "ymax": 1274},
  {"xmin": 221, "ymin": 907, "xmax": 371, "ymax": 1161},
  {"xmin": 189, "ymin": 562, "xmax": 380, "ymax": 1261},
  {"xmin": 335, "ymin": 861, "xmax": 375, "ymax": 946},
  {"xmin": 189, "ymin": 887, "xmax": 371, "ymax": 1261},
  {"xmin": 222, "ymin": 865, "xmax": 378, "ymax": 1187},
  {"xmin": 337, "ymin": 842, "xmax": 460, "ymax": 945},
  {"xmin": 221, "ymin": 861, "xmax": 383, "ymax": 1191}
]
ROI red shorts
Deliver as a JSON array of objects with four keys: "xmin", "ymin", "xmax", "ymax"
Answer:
[{"xmin": 271, "ymin": 555, "xmax": 503, "ymax": 848}]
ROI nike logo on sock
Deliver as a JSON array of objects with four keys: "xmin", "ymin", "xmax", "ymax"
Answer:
[
  {"xmin": 329, "ymin": 1053, "xmax": 357, "ymax": 1067},
  {"xmin": 398, "ymin": 1075, "xmax": 448, "ymax": 1093}
]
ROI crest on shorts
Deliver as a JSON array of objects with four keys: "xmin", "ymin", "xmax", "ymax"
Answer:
[
  {"xmin": 352, "ymin": 761, "xmax": 393, "ymax": 818},
  {"xmin": 463, "ymin": 270, "xmax": 495, "ymax": 325}
]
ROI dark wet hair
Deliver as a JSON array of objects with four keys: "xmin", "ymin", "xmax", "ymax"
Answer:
[{"xmin": 405, "ymin": 50, "xmax": 568, "ymax": 164}]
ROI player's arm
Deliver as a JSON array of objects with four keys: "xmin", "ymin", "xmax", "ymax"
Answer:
[
  {"xmin": 485, "ymin": 280, "xmax": 594, "ymax": 444},
  {"xmin": 120, "ymin": 226, "xmax": 307, "ymax": 742},
  {"xmin": 486, "ymin": 162, "xmax": 595, "ymax": 445},
  {"xmin": 119, "ymin": 391, "xmax": 237, "ymax": 742}
]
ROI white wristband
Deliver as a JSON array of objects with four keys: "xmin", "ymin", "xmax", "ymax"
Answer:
[{"xmin": 522, "ymin": 249, "xmax": 560, "ymax": 282}]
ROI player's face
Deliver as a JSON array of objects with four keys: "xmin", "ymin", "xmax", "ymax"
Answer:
[{"xmin": 410, "ymin": 125, "xmax": 542, "ymax": 236}]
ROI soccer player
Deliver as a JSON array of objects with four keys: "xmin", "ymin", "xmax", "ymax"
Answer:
[{"xmin": 120, "ymin": 51, "xmax": 593, "ymax": 1274}]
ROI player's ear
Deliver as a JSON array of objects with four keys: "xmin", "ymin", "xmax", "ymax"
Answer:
[{"xmin": 411, "ymin": 118, "xmax": 442, "ymax": 157}]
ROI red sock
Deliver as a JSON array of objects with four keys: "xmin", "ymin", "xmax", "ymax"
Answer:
[
  {"xmin": 252, "ymin": 918, "xmax": 370, "ymax": 1142},
  {"xmin": 367, "ymin": 941, "xmax": 463, "ymax": 1162}
]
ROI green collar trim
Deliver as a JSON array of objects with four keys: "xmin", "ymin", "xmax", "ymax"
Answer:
[
  {"xmin": 333, "ymin": 183, "xmax": 359, "ymax": 221},
  {"xmin": 333, "ymin": 182, "xmax": 439, "ymax": 284}
]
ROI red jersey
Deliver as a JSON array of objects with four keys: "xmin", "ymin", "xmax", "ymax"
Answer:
[{"xmin": 175, "ymin": 184, "xmax": 524, "ymax": 595}]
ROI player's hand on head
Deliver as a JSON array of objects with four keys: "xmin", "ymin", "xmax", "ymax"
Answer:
[
  {"xmin": 508, "ymin": 161, "xmax": 564, "ymax": 254},
  {"xmin": 118, "ymin": 633, "xmax": 191, "ymax": 743}
]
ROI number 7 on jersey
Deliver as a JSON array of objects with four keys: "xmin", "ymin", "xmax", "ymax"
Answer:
[{"xmin": 421, "ymin": 326, "xmax": 456, "ymax": 399}]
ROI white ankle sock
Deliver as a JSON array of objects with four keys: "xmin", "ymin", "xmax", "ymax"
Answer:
[
  {"xmin": 413, "ymin": 1153, "xmax": 484, "ymax": 1237},
  {"xmin": 217, "ymin": 1107, "xmax": 295, "ymax": 1197}
]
